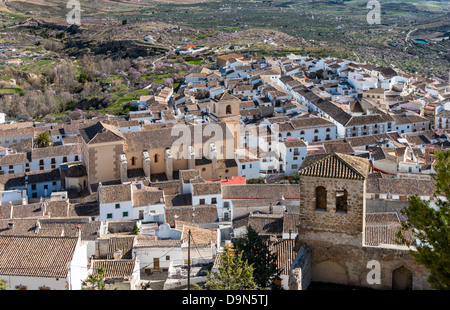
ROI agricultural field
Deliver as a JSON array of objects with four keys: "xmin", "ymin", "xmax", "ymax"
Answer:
[{"xmin": 0, "ymin": 0, "xmax": 448, "ymax": 122}]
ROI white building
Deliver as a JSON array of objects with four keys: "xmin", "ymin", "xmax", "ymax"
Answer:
[{"xmin": 0, "ymin": 234, "xmax": 88, "ymax": 290}]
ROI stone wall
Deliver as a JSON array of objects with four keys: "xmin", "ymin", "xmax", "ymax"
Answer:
[
  {"xmin": 299, "ymin": 176, "xmax": 365, "ymax": 235},
  {"xmin": 297, "ymin": 236, "xmax": 431, "ymax": 290}
]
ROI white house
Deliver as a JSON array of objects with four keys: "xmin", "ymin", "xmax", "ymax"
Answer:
[
  {"xmin": 30, "ymin": 144, "xmax": 81, "ymax": 172},
  {"xmin": 279, "ymin": 139, "xmax": 308, "ymax": 175},
  {"xmin": 99, "ymin": 182, "xmax": 166, "ymax": 223},
  {"xmin": 0, "ymin": 234, "xmax": 88, "ymax": 290},
  {"xmin": 133, "ymin": 236, "xmax": 183, "ymax": 274}
]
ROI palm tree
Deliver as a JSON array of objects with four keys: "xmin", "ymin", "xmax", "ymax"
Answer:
[{"xmin": 35, "ymin": 131, "xmax": 53, "ymax": 148}]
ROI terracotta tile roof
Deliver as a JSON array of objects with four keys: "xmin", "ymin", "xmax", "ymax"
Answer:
[
  {"xmin": 298, "ymin": 153, "xmax": 370, "ymax": 180},
  {"xmin": 269, "ymin": 239, "xmax": 296, "ymax": 275},
  {"xmin": 38, "ymin": 219, "xmax": 101, "ymax": 241},
  {"xmin": 364, "ymin": 212, "xmax": 414, "ymax": 247},
  {"xmin": 31, "ymin": 144, "xmax": 81, "ymax": 160},
  {"xmin": 283, "ymin": 213, "xmax": 299, "ymax": 235},
  {"xmin": 105, "ymin": 236, "xmax": 136, "ymax": 260},
  {"xmin": 179, "ymin": 170, "xmax": 202, "ymax": 184},
  {"xmin": 0, "ymin": 152, "xmax": 28, "ymax": 165},
  {"xmin": 44, "ymin": 200, "xmax": 69, "ymax": 218},
  {"xmin": 290, "ymin": 116, "xmax": 334, "ymax": 129},
  {"xmin": 132, "ymin": 188, "xmax": 164, "ymax": 207},
  {"xmin": 80, "ymin": 121, "xmax": 125, "ymax": 145},
  {"xmin": 68, "ymin": 202, "xmax": 100, "ymax": 217},
  {"xmin": 91, "ymin": 259, "xmax": 137, "ymax": 279},
  {"xmin": 223, "ymin": 184, "xmax": 300, "ymax": 200},
  {"xmin": 123, "ymin": 122, "xmax": 232, "ymax": 152},
  {"xmin": 366, "ymin": 178, "xmax": 436, "ymax": 196},
  {"xmin": 165, "ymin": 205, "xmax": 218, "ymax": 227},
  {"xmin": 0, "ymin": 219, "xmax": 38, "ymax": 235},
  {"xmin": 135, "ymin": 236, "xmax": 181, "ymax": 248},
  {"xmin": 11, "ymin": 203, "xmax": 44, "ymax": 219},
  {"xmin": 234, "ymin": 213, "xmax": 284, "ymax": 236},
  {"xmin": 191, "ymin": 182, "xmax": 221, "ymax": 196},
  {"xmin": 322, "ymin": 142, "xmax": 354, "ymax": 155},
  {"xmin": 99, "ymin": 183, "xmax": 132, "ymax": 204},
  {"xmin": 181, "ymin": 225, "xmax": 218, "ymax": 247},
  {"xmin": 26, "ymin": 168, "xmax": 61, "ymax": 184},
  {"xmin": 0, "ymin": 235, "xmax": 79, "ymax": 278},
  {"xmin": 345, "ymin": 114, "xmax": 386, "ymax": 127}
]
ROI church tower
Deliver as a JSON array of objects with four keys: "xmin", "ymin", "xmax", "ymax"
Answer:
[
  {"xmin": 210, "ymin": 92, "xmax": 241, "ymax": 153},
  {"xmin": 297, "ymin": 153, "xmax": 370, "ymax": 245}
]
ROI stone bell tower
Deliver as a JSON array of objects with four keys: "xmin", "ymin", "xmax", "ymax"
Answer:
[
  {"xmin": 210, "ymin": 92, "xmax": 241, "ymax": 152},
  {"xmin": 297, "ymin": 153, "xmax": 370, "ymax": 245}
]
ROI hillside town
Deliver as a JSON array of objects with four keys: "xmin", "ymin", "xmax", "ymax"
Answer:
[{"xmin": 0, "ymin": 51, "xmax": 449, "ymax": 290}]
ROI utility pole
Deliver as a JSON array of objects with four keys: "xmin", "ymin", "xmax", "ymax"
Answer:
[{"xmin": 187, "ymin": 229, "xmax": 191, "ymax": 290}]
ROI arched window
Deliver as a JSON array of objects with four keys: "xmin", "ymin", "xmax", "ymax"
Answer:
[
  {"xmin": 300, "ymin": 131, "xmax": 305, "ymax": 135},
  {"xmin": 314, "ymin": 129, "xmax": 319, "ymax": 133},
  {"xmin": 326, "ymin": 128, "xmax": 330, "ymax": 132},
  {"xmin": 335, "ymin": 188, "xmax": 348, "ymax": 213},
  {"xmin": 226, "ymin": 105, "xmax": 232, "ymax": 115},
  {"xmin": 287, "ymin": 132, "xmax": 291, "ymax": 137},
  {"xmin": 315, "ymin": 186, "xmax": 327, "ymax": 211}
]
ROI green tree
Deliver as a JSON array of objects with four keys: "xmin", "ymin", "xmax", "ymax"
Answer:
[
  {"xmin": 133, "ymin": 223, "xmax": 139, "ymax": 235},
  {"xmin": 194, "ymin": 245, "xmax": 257, "ymax": 290},
  {"xmin": 0, "ymin": 278, "xmax": 7, "ymax": 290},
  {"xmin": 232, "ymin": 226, "xmax": 282, "ymax": 289},
  {"xmin": 82, "ymin": 266, "xmax": 106, "ymax": 290},
  {"xmin": 35, "ymin": 131, "xmax": 53, "ymax": 148},
  {"xmin": 396, "ymin": 149, "xmax": 450, "ymax": 290},
  {"xmin": 78, "ymin": 72, "xmax": 90, "ymax": 84}
]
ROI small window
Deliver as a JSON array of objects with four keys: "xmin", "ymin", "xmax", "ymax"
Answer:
[
  {"xmin": 336, "ymin": 188, "xmax": 348, "ymax": 213},
  {"xmin": 52, "ymin": 181, "xmax": 57, "ymax": 186},
  {"xmin": 44, "ymin": 185, "xmax": 48, "ymax": 190},
  {"xmin": 315, "ymin": 186, "xmax": 327, "ymax": 211},
  {"xmin": 31, "ymin": 184, "xmax": 36, "ymax": 190},
  {"xmin": 242, "ymin": 165, "xmax": 246, "ymax": 169},
  {"xmin": 75, "ymin": 155, "xmax": 79, "ymax": 161},
  {"xmin": 115, "ymin": 203, "xmax": 120, "ymax": 209},
  {"xmin": 166, "ymin": 255, "xmax": 170, "ymax": 261},
  {"xmin": 123, "ymin": 212, "xmax": 128, "ymax": 217},
  {"xmin": 107, "ymin": 213, "xmax": 113, "ymax": 219},
  {"xmin": 63, "ymin": 157, "xmax": 67, "ymax": 163},
  {"xmin": 39, "ymin": 159, "xmax": 44, "ymax": 166},
  {"xmin": 200, "ymin": 199, "xmax": 205, "ymax": 205},
  {"xmin": 212, "ymin": 197, "xmax": 217, "ymax": 204}
]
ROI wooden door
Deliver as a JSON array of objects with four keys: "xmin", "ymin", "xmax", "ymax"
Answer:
[{"xmin": 153, "ymin": 257, "xmax": 160, "ymax": 273}]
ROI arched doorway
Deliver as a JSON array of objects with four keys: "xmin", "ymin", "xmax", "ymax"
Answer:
[
  {"xmin": 312, "ymin": 261, "xmax": 348, "ymax": 285},
  {"xmin": 392, "ymin": 266, "xmax": 412, "ymax": 290}
]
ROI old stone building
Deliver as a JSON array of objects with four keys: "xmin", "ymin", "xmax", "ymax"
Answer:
[{"xmin": 289, "ymin": 153, "xmax": 431, "ymax": 290}]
